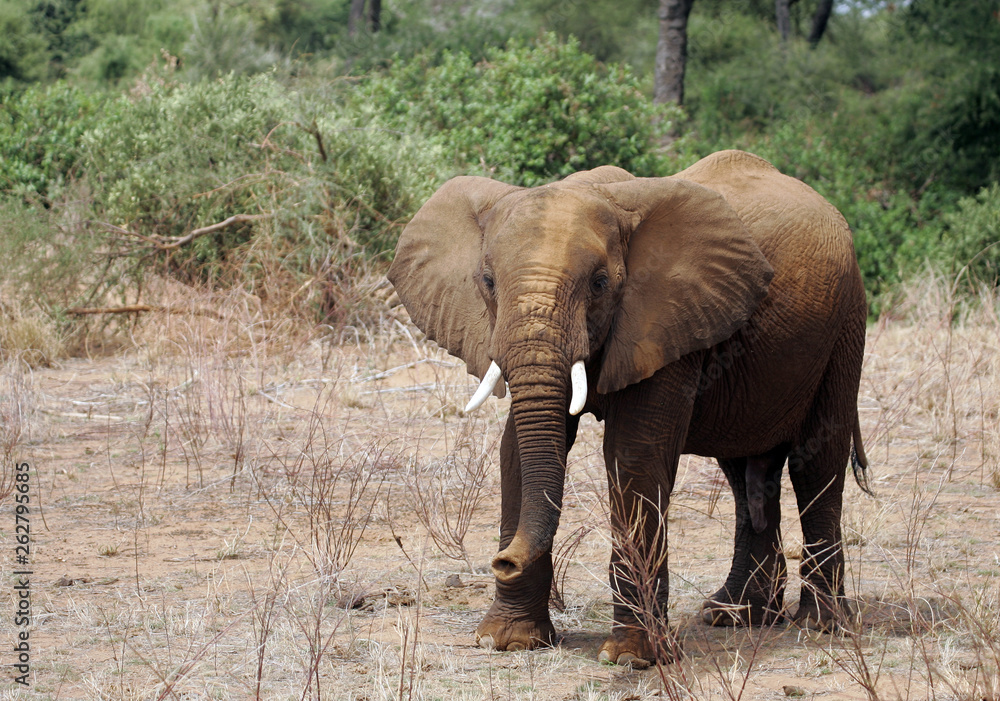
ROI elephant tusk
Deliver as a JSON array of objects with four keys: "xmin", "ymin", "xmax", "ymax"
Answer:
[
  {"xmin": 569, "ymin": 360, "xmax": 587, "ymax": 416},
  {"xmin": 464, "ymin": 361, "xmax": 503, "ymax": 413}
]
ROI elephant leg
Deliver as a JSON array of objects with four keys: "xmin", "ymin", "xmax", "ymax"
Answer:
[
  {"xmin": 786, "ymin": 324, "xmax": 862, "ymax": 629},
  {"xmin": 702, "ymin": 445, "xmax": 788, "ymax": 626},
  {"xmin": 787, "ymin": 412, "xmax": 852, "ymax": 629},
  {"xmin": 476, "ymin": 413, "xmax": 579, "ymax": 651},
  {"xmin": 598, "ymin": 366, "xmax": 697, "ymax": 666}
]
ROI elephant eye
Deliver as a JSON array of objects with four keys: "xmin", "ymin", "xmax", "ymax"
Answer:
[
  {"xmin": 591, "ymin": 272, "xmax": 609, "ymax": 295},
  {"xmin": 482, "ymin": 272, "xmax": 496, "ymax": 294}
]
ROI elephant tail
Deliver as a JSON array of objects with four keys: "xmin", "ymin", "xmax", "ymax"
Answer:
[{"xmin": 850, "ymin": 411, "xmax": 875, "ymax": 497}]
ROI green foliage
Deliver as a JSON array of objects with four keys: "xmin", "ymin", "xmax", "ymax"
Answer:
[
  {"xmin": 335, "ymin": 0, "xmax": 526, "ymax": 72},
  {"xmin": 366, "ymin": 35, "xmax": 677, "ymax": 187},
  {"xmin": 82, "ymin": 74, "xmax": 292, "ymax": 244},
  {"xmin": 76, "ymin": 33, "xmax": 146, "ymax": 83},
  {"xmin": 80, "ymin": 72, "xmax": 443, "ymax": 277},
  {"xmin": 940, "ymin": 184, "xmax": 1000, "ymax": 285},
  {"xmin": 0, "ymin": 0, "xmax": 997, "ymax": 319},
  {"xmin": 0, "ymin": 0, "xmax": 51, "ymax": 82},
  {"xmin": 183, "ymin": 6, "xmax": 280, "ymax": 81},
  {"xmin": 522, "ymin": 0, "xmax": 657, "ymax": 67},
  {"xmin": 0, "ymin": 81, "xmax": 105, "ymax": 199},
  {"xmin": 28, "ymin": 0, "xmax": 92, "ymax": 76},
  {"xmin": 255, "ymin": 0, "xmax": 348, "ymax": 57},
  {"xmin": 892, "ymin": 0, "xmax": 1000, "ymax": 194}
]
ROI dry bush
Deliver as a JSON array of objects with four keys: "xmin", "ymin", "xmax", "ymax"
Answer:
[
  {"xmin": 258, "ymin": 389, "xmax": 399, "ymax": 580},
  {"xmin": 0, "ymin": 299, "xmax": 63, "ymax": 367},
  {"xmin": 404, "ymin": 414, "xmax": 498, "ymax": 573}
]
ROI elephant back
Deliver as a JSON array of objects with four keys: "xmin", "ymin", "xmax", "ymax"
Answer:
[{"xmin": 675, "ymin": 150, "xmax": 863, "ymax": 311}]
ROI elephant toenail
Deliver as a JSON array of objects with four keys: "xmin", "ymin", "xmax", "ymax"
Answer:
[{"xmin": 477, "ymin": 635, "xmax": 496, "ymax": 650}]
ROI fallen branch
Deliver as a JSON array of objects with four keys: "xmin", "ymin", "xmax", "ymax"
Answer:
[
  {"xmin": 66, "ymin": 304, "xmax": 224, "ymax": 320},
  {"xmin": 40, "ymin": 409, "xmax": 124, "ymax": 422}
]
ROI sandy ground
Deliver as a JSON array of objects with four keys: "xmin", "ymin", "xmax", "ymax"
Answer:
[{"xmin": 2, "ymin": 305, "xmax": 999, "ymax": 700}]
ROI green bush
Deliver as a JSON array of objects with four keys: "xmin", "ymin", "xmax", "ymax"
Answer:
[
  {"xmin": 0, "ymin": 0, "xmax": 50, "ymax": 82},
  {"xmin": 80, "ymin": 72, "xmax": 444, "ymax": 277},
  {"xmin": 0, "ymin": 81, "xmax": 106, "ymax": 200},
  {"xmin": 0, "ymin": 191, "xmax": 104, "ymax": 314},
  {"xmin": 82, "ymin": 74, "xmax": 293, "ymax": 247},
  {"xmin": 939, "ymin": 184, "xmax": 1000, "ymax": 285},
  {"xmin": 521, "ymin": 0, "xmax": 658, "ymax": 67},
  {"xmin": 363, "ymin": 34, "xmax": 678, "ymax": 187},
  {"xmin": 183, "ymin": 6, "xmax": 279, "ymax": 81},
  {"xmin": 335, "ymin": 0, "xmax": 528, "ymax": 72}
]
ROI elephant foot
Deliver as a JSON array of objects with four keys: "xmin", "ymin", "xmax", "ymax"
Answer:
[
  {"xmin": 597, "ymin": 626, "xmax": 678, "ymax": 668},
  {"xmin": 793, "ymin": 594, "xmax": 851, "ymax": 632},
  {"xmin": 701, "ymin": 586, "xmax": 784, "ymax": 627},
  {"xmin": 475, "ymin": 612, "xmax": 555, "ymax": 652}
]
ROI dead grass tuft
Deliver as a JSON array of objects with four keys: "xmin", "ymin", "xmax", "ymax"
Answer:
[
  {"xmin": 0, "ymin": 299, "xmax": 63, "ymax": 367},
  {"xmin": 0, "ymin": 358, "xmax": 33, "ymax": 499}
]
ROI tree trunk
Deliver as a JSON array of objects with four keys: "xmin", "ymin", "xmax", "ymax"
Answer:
[
  {"xmin": 654, "ymin": 0, "xmax": 695, "ymax": 105},
  {"xmin": 808, "ymin": 0, "xmax": 834, "ymax": 46},
  {"xmin": 368, "ymin": 0, "xmax": 382, "ymax": 32},
  {"xmin": 348, "ymin": 0, "xmax": 366, "ymax": 36},
  {"xmin": 775, "ymin": 0, "xmax": 792, "ymax": 42}
]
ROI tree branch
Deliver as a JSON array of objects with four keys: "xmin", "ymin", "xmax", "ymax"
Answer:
[
  {"xmin": 94, "ymin": 213, "xmax": 271, "ymax": 251},
  {"xmin": 158, "ymin": 213, "xmax": 271, "ymax": 250}
]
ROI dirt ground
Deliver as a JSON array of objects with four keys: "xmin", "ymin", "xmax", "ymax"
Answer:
[{"xmin": 2, "ymin": 293, "xmax": 999, "ymax": 700}]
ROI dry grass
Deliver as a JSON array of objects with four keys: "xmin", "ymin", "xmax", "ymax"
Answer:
[
  {"xmin": 4, "ymin": 274, "xmax": 1000, "ymax": 699},
  {"xmin": 0, "ymin": 358, "xmax": 34, "ymax": 500},
  {"xmin": 0, "ymin": 299, "xmax": 63, "ymax": 368}
]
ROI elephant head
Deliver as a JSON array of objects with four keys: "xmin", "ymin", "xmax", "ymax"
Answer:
[{"xmin": 388, "ymin": 166, "xmax": 773, "ymax": 583}]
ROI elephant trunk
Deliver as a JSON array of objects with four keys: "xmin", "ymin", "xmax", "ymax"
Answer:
[{"xmin": 491, "ymin": 357, "xmax": 571, "ymax": 583}]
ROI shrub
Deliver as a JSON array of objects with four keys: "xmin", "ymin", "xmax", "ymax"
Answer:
[
  {"xmin": 334, "ymin": 0, "xmax": 527, "ymax": 72},
  {"xmin": 939, "ymin": 183, "xmax": 1000, "ymax": 286},
  {"xmin": 0, "ymin": 0, "xmax": 50, "ymax": 82},
  {"xmin": 0, "ymin": 81, "xmax": 106, "ymax": 200},
  {"xmin": 82, "ymin": 73, "xmax": 293, "ymax": 241},
  {"xmin": 79, "ymin": 72, "xmax": 444, "ymax": 281},
  {"xmin": 363, "ymin": 34, "xmax": 678, "ymax": 187},
  {"xmin": 0, "ymin": 299, "xmax": 63, "ymax": 367},
  {"xmin": 183, "ymin": 6, "xmax": 279, "ymax": 81}
]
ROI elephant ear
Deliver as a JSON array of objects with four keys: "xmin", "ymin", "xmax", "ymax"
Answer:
[
  {"xmin": 388, "ymin": 176, "xmax": 521, "ymax": 388},
  {"xmin": 595, "ymin": 177, "xmax": 774, "ymax": 394}
]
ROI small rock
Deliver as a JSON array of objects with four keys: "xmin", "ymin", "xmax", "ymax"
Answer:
[
  {"xmin": 783, "ymin": 685, "xmax": 807, "ymax": 697},
  {"xmin": 445, "ymin": 574, "xmax": 464, "ymax": 588}
]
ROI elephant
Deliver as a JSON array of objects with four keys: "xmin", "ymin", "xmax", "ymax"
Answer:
[{"xmin": 387, "ymin": 150, "xmax": 870, "ymax": 666}]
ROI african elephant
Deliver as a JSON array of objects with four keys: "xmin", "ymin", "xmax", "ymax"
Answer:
[{"xmin": 387, "ymin": 150, "xmax": 870, "ymax": 666}]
